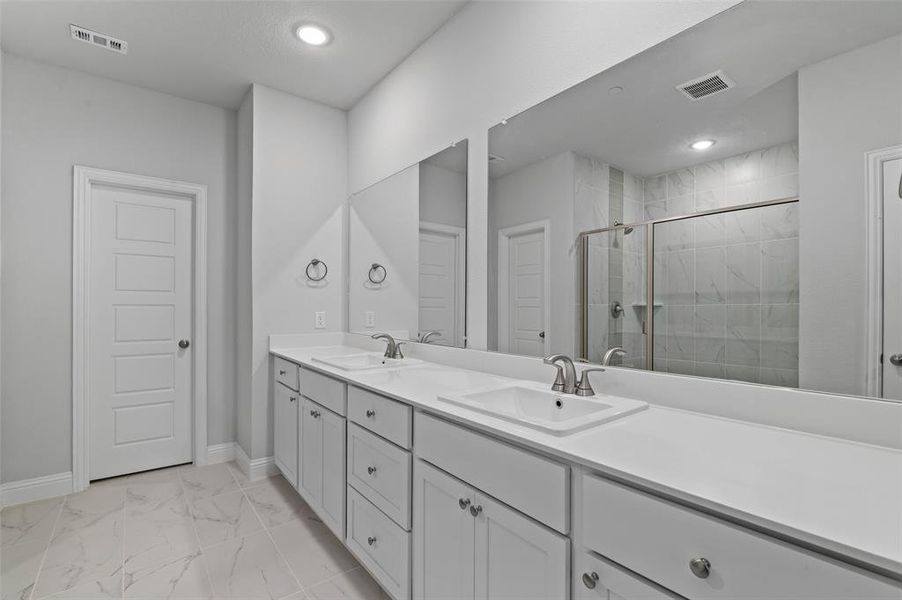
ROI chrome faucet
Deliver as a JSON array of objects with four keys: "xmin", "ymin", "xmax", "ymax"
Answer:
[
  {"xmin": 372, "ymin": 333, "xmax": 404, "ymax": 359},
  {"xmin": 601, "ymin": 346, "xmax": 627, "ymax": 366},
  {"xmin": 543, "ymin": 354, "xmax": 577, "ymax": 394},
  {"xmin": 419, "ymin": 330, "xmax": 442, "ymax": 344}
]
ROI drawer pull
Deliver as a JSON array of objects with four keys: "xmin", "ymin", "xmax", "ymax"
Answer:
[
  {"xmin": 367, "ymin": 536, "xmax": 377, "ymax": 546},
  {"xmin": 279, "ymin": 369, "xmax": 286, "ymax": 376},
  {"xmin": 581, "ymin": 572, "xmax": 599, "ymax": 589},
  {"xmin": 366, "ymin": 409, "xmax": 376, "ymax": 418},
  {"xmin": 689, "ymin": 557, "xmax": 711, "ymax": 579},
  {"xmin": 367, "ymin": 466, "xmax": 377, "ymax": 475},
  {"xmin": 469, "ymin": 504, "xmax": 483, "ymax": 518},
  {"xmin": 458, "ymin": 498, "xmax": 471, "ymax": 510}
]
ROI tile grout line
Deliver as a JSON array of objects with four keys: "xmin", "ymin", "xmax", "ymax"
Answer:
[
  {"xmin": 236, "ymin": 469, "xmax": 309, "ymax": 598},
  {"xmin": 25, "ymin": 497, "xmax": 65, "ymax": 600},
  {"xmin": 179, "ymin": 465, "xmax": 219, "ymax": 599}
]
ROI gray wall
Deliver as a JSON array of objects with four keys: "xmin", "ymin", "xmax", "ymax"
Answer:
[
  {"xmin": 0, "ymin": 54, "xmax": 238, "ymax": 482},
  {"xmin": 798, "ymin": 34, "xmax": 902, "ymax": 396}
]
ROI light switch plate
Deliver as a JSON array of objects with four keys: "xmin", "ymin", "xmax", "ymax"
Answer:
[
  {"xmin": 365, "ymin": 311, "xmax": 375, "ymax": 328},
  {"xmin": 315, "ymin": 311, "xmax": 326, "ymax": 329}
]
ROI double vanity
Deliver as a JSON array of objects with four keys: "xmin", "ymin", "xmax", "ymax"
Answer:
[{"xmin": 269, "ymin": 339, "xmax": 901, "ymax": 600}]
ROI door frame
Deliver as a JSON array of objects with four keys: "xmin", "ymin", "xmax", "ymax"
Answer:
[
  {"xmin": 419, "ymin": 221, "xmax": 466, "ymax": 347},
  {"xmin": 72, "ymin": 166, "xmax": 208, "ymax": 491},
  {"xmin": 865, "ymin": 145, "xmax": 902, "ymax": 397},
  {"xmin": 497, "ymin": 220, "xmax": 551, "ymax": 354}
]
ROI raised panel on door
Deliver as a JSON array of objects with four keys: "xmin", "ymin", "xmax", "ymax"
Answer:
[
  {"xmin": 577, "ymin": 553, "xmax": 683, "ymax": 600},
  {"xmin": 473, "ymin": 490, "xmax": 569, "ymax": 600},
  {"xmin": 413, "ymin": 460, "xmax": 476, "ymax": 600},
  {"xmin": 89, "ymin": 184, "xmax": 193, "ymax": 479},
  {"xmin": 273, "ymin": 383, "xmax": 298, "ymax": 487},
  {"xmin": 299, "ymin": 398, "xmax": 323, "ymax": 506},
  {"xmin": 320, "ymin": 408, "xmax": 346, "ymax": 539}
]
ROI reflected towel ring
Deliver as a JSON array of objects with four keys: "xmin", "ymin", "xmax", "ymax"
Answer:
[
  {"xmin": 368, "ymin": 263, "xmax": 387, "ymax": 284},
  {"xmin": 306, "ymin": 258, "xmax": 328, "ymax": 282}
]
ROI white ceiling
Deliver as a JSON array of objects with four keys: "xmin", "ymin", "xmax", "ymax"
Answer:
[
  {"xmin": 489, "ymin": 1, "xmax": 902, "ymax": 178},
  {"xmin": 0, "ymin": 0, "xmax": 466, "ymax": 110}
]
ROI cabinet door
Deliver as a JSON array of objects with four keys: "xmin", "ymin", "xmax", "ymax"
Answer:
[
  {"xmin": 413, "ymin": 460, "xmax": 476, "ymax": 600},
  {"xmin": 576, "ymin": 553, "xmax": 683, "ymax": 600},
  {"xmin": 298, "ymin": 397, "xmax": 323, "ymax": 507},
  {"xmin": 273, "ymin": 384, "xmax": 298, "ymax": 487},
  {"xmin": 319, "ymin": 408, "xmax": 346, "ymax": 539},
  {"xmin": 473, "ymin": 490, "xmax": 569, "ymax": 600}
]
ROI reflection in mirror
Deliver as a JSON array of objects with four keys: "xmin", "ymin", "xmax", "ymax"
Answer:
[
  {"xmin": 487, "ymin": 1, "xmax": 902, "ymax": 400},
  {"xmin": 349, "ymin": 141, "xmax": 468, "ymax": 347}
]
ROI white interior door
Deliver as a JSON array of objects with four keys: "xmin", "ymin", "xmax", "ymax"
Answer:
[
  {"xmin": 883, "ymin": 157, "xmax": 902, "ymax": 400},
  {"xmin": 418, "ymin": 223, "xmax": 464, "ymax": 346},
  {"xmin": 89, "ymin": 184, "xmax": 193, "ymax": 480},
  {"xmin": 506, "ymin": 230, "xmax": 546, "ymax": 356}
]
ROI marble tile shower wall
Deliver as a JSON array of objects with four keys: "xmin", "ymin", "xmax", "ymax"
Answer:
[
  {"xmin": 578, "ymin": 155, "xmax": 645, "ymax": 365},
  {"xmin": 644, "ymin": 142, "xmax": 800, "ymax": 386}
]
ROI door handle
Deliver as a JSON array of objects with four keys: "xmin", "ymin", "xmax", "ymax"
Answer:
[
  {"xmin": 178, "ymin": 339, "xmax": 190, "ymax": 349},
  {"xmin": 538, "ymin": 331, "xmax": 545, "ymax": 339},
  {"xmin": 889, "ymin": 354, "xmax": 902, "ymax": 366}
]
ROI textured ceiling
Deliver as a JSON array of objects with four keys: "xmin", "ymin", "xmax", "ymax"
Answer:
[{"xmin": 0, "ymin": 0, "xmax": 466, "ymax": 110}]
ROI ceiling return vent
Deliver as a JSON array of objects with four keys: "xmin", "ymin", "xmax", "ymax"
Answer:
[
  {"xmin": 69, "ymin": 24, "xmax": 128, "ymax": 55},
  {"xmin": 676, "ymin": 70, "xmax": 734, "ymax": 100}
]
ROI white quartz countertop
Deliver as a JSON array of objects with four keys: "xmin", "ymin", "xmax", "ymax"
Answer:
[{"xmin": 272, "ymin": 345, "xmax": 902, "ymax": 577}]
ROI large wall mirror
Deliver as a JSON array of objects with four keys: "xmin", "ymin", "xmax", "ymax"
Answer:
[
  {"xmin": 487, "ymin": 1, "xmax": 902, "ymax": 400},
  {"xmin": 348, "ymin": 141, "xmax": 468, "ymax": 347}
]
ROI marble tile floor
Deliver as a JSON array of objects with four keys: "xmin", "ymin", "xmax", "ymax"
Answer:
[{"xmin": 1, "ymin": 462, "xmax": 389, "ymax": 600}]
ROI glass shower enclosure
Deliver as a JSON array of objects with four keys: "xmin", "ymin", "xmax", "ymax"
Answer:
[{"xmin": 580, "ymin": 196, "xmax": 799, "ymax": 387}]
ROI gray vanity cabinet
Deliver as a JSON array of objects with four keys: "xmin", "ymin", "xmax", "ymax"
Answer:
[{"xmin": 413, "ymin": 459, "xmax": 569, "ymax": 600}]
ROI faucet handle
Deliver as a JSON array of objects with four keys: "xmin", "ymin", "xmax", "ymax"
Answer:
[
  {"xmin": 543, "ymin": 355, "xmax": 567, "ymax": 392},
  {"xmin": 575, "ymin": 368, "xmax": 606, "ymax": 397},
  {"xmin": 395, "ymin": 342, "xmax": 406, "ymax": 359}
]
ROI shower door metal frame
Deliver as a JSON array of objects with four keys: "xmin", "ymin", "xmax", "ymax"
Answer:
[{"xmin": 578, "ymin": 195, "xmax": 799, "ymax": 368}]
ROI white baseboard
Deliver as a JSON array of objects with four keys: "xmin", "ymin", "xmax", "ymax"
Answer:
[
  {"xmin": 1, "ymin": 472, "xmax": 73, "ymax": 507},
  {"xmin": 234, "ymin": 443, "xmax": 278, "ymax": 482},
  {"xmin": 206, "ymin": 442, "xmax": 237, "ymax": 464}
]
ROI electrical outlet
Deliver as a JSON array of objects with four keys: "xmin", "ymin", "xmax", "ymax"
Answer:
[
  {"xmin": 365, "ymin": 311, "xmax": 376, "ymax": 328},
  {"xmin": 315, "ymin": 311, "xmax": 326, "ymax": 329}
]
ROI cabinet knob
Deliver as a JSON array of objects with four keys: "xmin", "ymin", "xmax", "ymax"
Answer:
[
  {"xmin": 367, "ymin": 466, "xmax": 377, "ymax": 475},
  {"xmin": 367, "ymin": 536, "xmax": 377, "ymax": 546},
  {"xmin": 689, "ymin": 557, "xmax": 711, "ymax": 579},
  {"xmin": 279, "ymin": 369, "xmax": 286, "ymax": 376},
  {"xmin": 581, "ymin": 572, "xmax": 599, "ymax": 589},
  {"xmin": 469, "ymin": 504, "xmax": 483, "ymax": 518},
  {"xmin": 458, "ymin": 498, "xmax": 471, "ymax": 510},
  {"xmin": 289, "ymin": 396, "xmax": 296, "ymax": 403},
  {"xmin": 365, "ymin": 409, "xmax": 376, "ymax": 418}
]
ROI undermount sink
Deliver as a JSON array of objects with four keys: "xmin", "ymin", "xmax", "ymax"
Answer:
[
  {"xmin": 438, "ymin": 384, "xmax": 647, "ymax": 435},
  {"xmin": 312, "ymin": 352, "xmax": 422, "ymax": 371}
]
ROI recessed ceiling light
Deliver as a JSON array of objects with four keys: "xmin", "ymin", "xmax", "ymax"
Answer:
[
  {"xmin": 296, "ymin": 23, "xmax": 331, "ymax": 46},
  {"xmin": 690, "ymin": 139, "xmax": 716, "ymax": 151}
]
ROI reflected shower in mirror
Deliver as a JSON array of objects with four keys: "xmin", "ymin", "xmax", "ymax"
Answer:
[
  {"xmin": 486, "ymin": 1, "xmax": 902, "ymax": 400},
  {"xmin": 348, "ymin": 141, "xmax": 468, "ymax": 347}
]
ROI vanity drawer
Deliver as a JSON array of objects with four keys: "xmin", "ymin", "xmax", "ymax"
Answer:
[
  {"xmin": 273, "ymin": 357, "xmax": 299, "ymax": 391},
  {"xmin": 299, "ymin": 368, "xmax": 347, "ymax": 416},
  {"xmin": 347, "ymin": 423, "xmax": 411, "ymax": 529},
  {"xmin": 346, "ymin": 486, "xmax": 411, "ymax": 600},
  {"xmin": 576, "ymin": 552, "xmax": 682, "ymax": 600},
  {"xmin": 348, "ymin": 386, "xmax": 412, "ymax": 448},
  {"xmin": 582, "ymin": 474, "xmax": 901, "ymax": 599},
  {"xmin": 414, "ymin": 411, "xmax": 569, "ymax": 534}
]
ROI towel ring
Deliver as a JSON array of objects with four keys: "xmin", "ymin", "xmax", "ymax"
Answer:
[
  {"xmin": 305, "ymin": 258, "xmax": 328, "ymax": 282},
  {"xmin": 368, "ymin": 263, "xmax": 387, "ymax": 284}
]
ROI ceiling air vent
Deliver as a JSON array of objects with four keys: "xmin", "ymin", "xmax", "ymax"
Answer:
[
  {"xmin": 676, "ymin": 70, "xmax": 734, "ymax": 100},
  {"xmin": 70, "ymin": 24, "xmax": 128, "ymax": 55}
]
